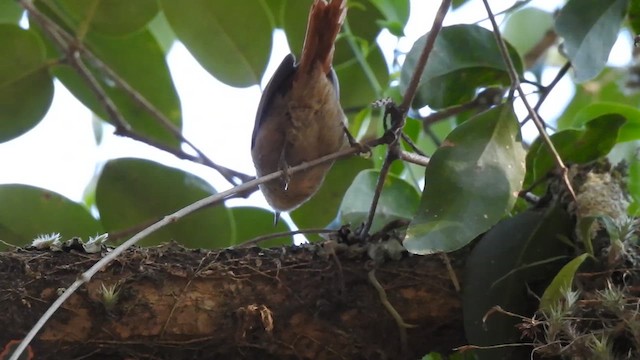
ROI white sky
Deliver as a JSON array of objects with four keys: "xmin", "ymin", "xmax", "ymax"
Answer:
[{"xmin": 0, "ymin": 0, "xmax": 631, "ymax": 205}]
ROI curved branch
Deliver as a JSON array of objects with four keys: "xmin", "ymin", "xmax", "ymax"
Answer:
[
  {"xmin": 481, "ymin": 0, "xmax": 576, "ymax": 201},
  {"xmin": 20, "ymin": 0, "xmax": 252, "ymax": 186}
]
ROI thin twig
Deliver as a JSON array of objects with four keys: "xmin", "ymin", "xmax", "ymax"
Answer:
[
  {"xmin": 399, "ymin": 0, "xmax": 451, "ymax": 113},
  {"xmin": 360, "ymin": 137, "xmax": 399, "ymax": 237},
  {"xmin": 20, "ymin": 0, "xmax": 251, "ymax": 186},
  {"xmin": 368, "ymin": 269, "xmax": 417, "ymax": 356},
  {"xmin": 523, "ymin": 29, "xmax": 557, "ymax": 68},
  {"xmin": 70, "ymin": 47, "xmax": 239, "ymax": 181},
  {"xmin": 361, "ymin": 103, "xmax": 406, "ymax": 238},
  {"xmin": 440, "ymin": 253, "xmax": 460, "ymax": 292},
  {"xmin": 423, "ymin": 86, "xmax": 504, "ymax": 127},
  {"xmin": 422, "ymin": 123, "xmax": 442, "ymax": 147},
  {"xmin": 521, "ymin": 61, "xmax": 571, "ymax": 126},
  {"xmin": 400, "ymin": 133, "xmax": 426, "ymax": 157},
  {"xmin": 399, "ymin": 150, "xmax": 430, "ymax": 167},
  {"xmin": 342, "ymin": 19, "xmax": 383, "ymax": 96},
  {"xmin": 68, "ymin": 50, "xmax": 132, "ymax": 131},
  {"xmin": 8, "ymin": 133, "xmax": 393, "ymax": 360},
  {"xmin": 360, "ymin": 0, "xmax": 451, "ymax": 237},
  {"xmin": 236, "ymin": 228, "xmax": 337, "ymax": 248},
  {"xmin": 422, "ymin": 101, "xmax": 477, "ymax": 127},
  {"xmin": 481, "ymin": 0, "xmax": 576, "ymax": 201},
  {"xmin": 82, "ymin": 51, "xmax": 252, "ymax": 185},
  {"xmin": 324, "ymin": 241, "xmax": 346, "ymax": 296},
  {"xmin": 534, "ymin": 61, "xmax": 571, "ymax": 113}
]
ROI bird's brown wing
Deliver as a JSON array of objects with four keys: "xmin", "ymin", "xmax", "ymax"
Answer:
[{"xmin": 251, "ymin": 54, "xmax": 296, "ymax": 149}]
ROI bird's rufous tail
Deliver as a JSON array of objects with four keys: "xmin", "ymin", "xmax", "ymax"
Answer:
[{"xmin": 297, "ymin": 0, "xmax": 346, "ymax": 76}]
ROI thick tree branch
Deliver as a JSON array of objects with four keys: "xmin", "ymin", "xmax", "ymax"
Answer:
[
  {"xmin": 1, "ymin": 244, "xmax": 465, "ymax": 359},
  {"xmin": 9, "ymin": 132, "xmax": 395, "ymax": 359},
  {"xmin": 10, "ymin": 1, "xmax": 453, "ymax": 357}
]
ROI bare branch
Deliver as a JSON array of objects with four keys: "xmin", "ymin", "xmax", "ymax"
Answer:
[
  {"xmin": 399, "ymin": 0, "xmax": 451, "ymax": 113},
  {"xmin": 360, "ymin": 134, "xmax": 399, "ymax": 237},
  {"xmin": 523, "ymin": 29, "xmax": 558, "ymax": 68},
  {"xmin": 19, "ymin": 0, "xmax": 252, "ymax": 186},
  {"xmin": 481, "ymin": 0, "xmax": 576, "ymax": 201},
  {"xmin": 236, "ymin": 228, "xmax": 337, "ymax": 248},
  {"xmin": 360, "ymin": 0, "xmax": 451, "ymax": 237},
  {"xmin": 534, "ymin": 61, "xmax": 572, "ymax": 113},
  {"xmin": 399, "ymin": 150, "xmax": 430, "ymax": 167}
]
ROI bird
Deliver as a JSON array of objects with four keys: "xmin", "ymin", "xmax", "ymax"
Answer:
[{"xmin": 251, "ymin": 0, "xmax": 348, "ymax": 219}]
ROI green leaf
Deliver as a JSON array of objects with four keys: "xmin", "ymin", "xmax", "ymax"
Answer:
[
  {"xmin": 281, "ymin": 0, "xmax": 310, "ymax": 59},
  {"xmin": 630, "ymin": 0, "xmax": 640, "ymax": 35},
  {"xmin": 421, "ymin": 118, "xmax": 457, "ymax": 156},
  {"xmin": 400, "ymin": 24, "xmax": 523, "ymax": 110},
  {"xmin": 290, "ymin": 156, "xmax": 372, "ymax": 239},
  {"xmin": 32, "ymin": 1, "xmax": 182, "ymax": 149},
  {"xmin": 263, "ymin": 0, "xmax": 285, "ymax": 28},
  {"xmin": 404, "ymin": 103, "xmax": 526, "ymax": 254},
  {"xmin": 539, "ymin": 253, "xmax": 589, "ymax": 312},
  {"xmin": 347, "ymin": 106, "xmax": 371, "ymax": 139},
  {"xmin": 339, "ymin": 170, "xmax": 420, "ymax": 233},
  {"xmin": 0, "ymin": 1, "xmax": 23, "ymax": 24},
  {"xmin": 0, "ymin": 25, "xmax": 54, "ymax": 143},
  {"xmin": 161, "ymin": 0, "xmax": 272, "ymax": 87},
  {"xmin": 336, "ymin": 2, "xmax": 385, "ymax": 65},
  {"xmin": 556, "ymin": 69, "xmax": 640, "ymax": 130},
  {"xmin": 57, "ymin": 0, "xmax": 159, "ymax": 36},
  {"xmin": 47, "ymin": 27, "xmax": 182, "ymax": 149},
  {"xmin": 282, "ymin": 0, "xmax": 383, "ymax": 64},
  {"xmin": 0, "ymin": 184, "xmax": 103, "ymax": 249},
  {"xmin": 573, "ymin": 102, "xmax": 640, "ymax": 143},
  {"xmin": 371, "ymin": 139, "xmax": 404, "ymax": 177},
  {"xmin": 96, "ymin": 158, "xmax": 234, "ymax": 248},
  {"xmin": 463, "ymin": 205, "xmax": 573, "ymax": 359},
  {"xmin": 629, "ymin": 158, "xmax": 640, "ymax": 214},
  {"xmin": 555, "ymin": 0, "xmax": 628, "ymax": 82},
  {"xmin": 148, "ymin": 11, "xmax": 176, "ymax": 54},
  {"xmin": 280, "ymin": 0, "xmax": 388, "ymax": 106},
  {"xmin": 503, "ymin": 7, "xmax": 553, "ymax": 58},
  {"xmin": 452, "ymin": 0, "xmax": 471, "ymax": 9},
  {"xmin": 335, "ymin": 43, "xmax": 389, "ymax": 109},
  {"xmin": 576, "ymin": 217, "xmax": 597, "ymax": 256},
  {"xmin": 231, "ymin": 206, "xmax": 292, "ymax": 248},
  {"xmin": 524, "ymin": 114, "xmax": 625, "ymax": 188},
  {"xmin": 421, "ymin": 353, "xmax": 443, "ymax": 360},
  {"xmin": 400, "ymin": 116, "xmax": 433, "ymax": 184},
  {"xmin": 368, "ymin": 0, "xmax": 409, "ymax": 36}
]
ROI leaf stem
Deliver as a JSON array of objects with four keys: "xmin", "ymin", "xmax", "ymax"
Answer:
[
  {"xmin": 342, "ymin": 19, "xmax": 383, "ymax": 96},
  {"xmin": 74, "ymin": 0, "xmax": 99, "ymax": 42}
]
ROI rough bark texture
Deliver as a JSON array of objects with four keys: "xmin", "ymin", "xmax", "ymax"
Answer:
[{"xmin": 0, "ymin": 242, "xmax": 466, "ymax": 359}]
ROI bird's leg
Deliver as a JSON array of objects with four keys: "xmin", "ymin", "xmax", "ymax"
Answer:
[
  {"xmin": 278, "ymin": 147, "xmax": 291, "ymax": 191},
  {"xmin": 273, "ymin": 211, "xmax": 282, "ymax": 225},
  {"xmin": 343, "ymin": 125, "xmax": 371, "ymax": 157}
]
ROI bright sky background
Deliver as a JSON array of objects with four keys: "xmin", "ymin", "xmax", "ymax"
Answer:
[{"xmin": 0, "ymin": 0, "xmax": 632, "ymax": 209}]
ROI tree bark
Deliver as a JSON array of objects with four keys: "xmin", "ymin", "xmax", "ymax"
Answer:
[{"xmin": 0, "ymin": 242, "xmax": 466, "ymax": 359}]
